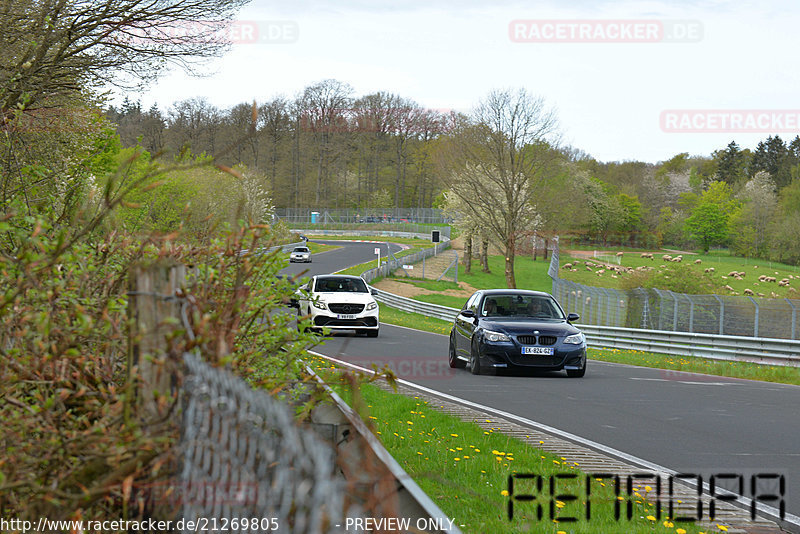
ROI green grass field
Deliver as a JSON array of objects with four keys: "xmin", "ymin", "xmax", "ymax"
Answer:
[{"xmin": 561, "ymin": 249, "xmax": 800, "ymax": 297}]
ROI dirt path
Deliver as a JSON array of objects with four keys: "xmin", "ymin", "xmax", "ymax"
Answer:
[{"xmin": 373, "ymin": 278, "xmax": 478, "ymax": 300}]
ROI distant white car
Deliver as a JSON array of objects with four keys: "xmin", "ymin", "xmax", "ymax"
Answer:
[
  {"xmin": 292, "ymin": 275, "xmax": 380, "ymax": 337},
  {"xmin": 289, "ymin": 246, "xmax": 312, "ymax": 263}
]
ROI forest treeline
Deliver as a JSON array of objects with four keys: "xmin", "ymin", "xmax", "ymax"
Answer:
[{"xmin": 108, "ymin": 80, "xmax": 800, "ymax": 265}]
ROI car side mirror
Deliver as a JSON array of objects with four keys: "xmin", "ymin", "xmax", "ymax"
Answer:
[
  {"xmin": 461, "ymin": 309, "xmax": 476, "ymax": 318},
  {"xmin": 567, "ymin": 313, "xmax": 580, "ymax": 322},
  {"xmin": 370, "ymin": 288, "xmax": 377, "ymax": 296}
]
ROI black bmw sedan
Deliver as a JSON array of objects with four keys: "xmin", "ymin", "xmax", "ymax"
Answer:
[{"xmin": 448, "ymin": 289, "xmax": 587, "ymax": 377}]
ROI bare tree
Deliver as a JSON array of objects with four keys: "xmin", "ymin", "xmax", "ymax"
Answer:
[
  {"xmin": 438, "ymin": 88, "xmax": 559, "ymax": 288},
  {"xmin": 1, "ymin": 0, "xmax": 249, "ymax": 114},
  {"xmin": 298, "ymin": 79, "xmax": 353, "ymax": 205}
]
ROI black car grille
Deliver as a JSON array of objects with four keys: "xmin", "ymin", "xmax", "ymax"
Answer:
[
  {"xmin": 328, "ymin": 303, "xmax": 365, "ymax": 314},
  {"xmin": 517, "ymin": 335, "xmax": 557, "ymax": 346},
  {"xmin": 314, "ymin": 316, "xmax": 377, "ymax": 327}
]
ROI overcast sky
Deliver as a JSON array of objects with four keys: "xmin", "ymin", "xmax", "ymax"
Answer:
[{"xmin": 122, "ymin": 0, "xmax": 800, "ymax": 164}]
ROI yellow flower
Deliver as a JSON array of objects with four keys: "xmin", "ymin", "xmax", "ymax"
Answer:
[
  {"xmin": 646, "ymin": 515, "xmax": 656, "ymax": 521},
  {"xmin": 416, "ymin": 452, "xmax": 422, "ymax": 455},
  {"xmin": 474, "ymin": 448, "xmax": 480, "ymax": 452},
  {"xmin": 501, "ymin": 490, "xmax": 509, "ymax": 496},
  {"xmin": 676, "ymin": 529, "xmax": 687, "ymax": 534},
  {"xmin": 454, "ymin": 457, "xmax": 461, "ymax": 461},
  {"xmin": 663, "ymin": 520, "xmax": 674, "ymax": 527},
  {"xmin": 555, "ymin": 501, "xmax": 565, "ymax": 508},
  {"xmin": 450, "ymin": 433, "xmax": 458, "ymax": 437},
  {"xmin": 718, "ymin": 526, "xmax": 728, "ymax": 532}
]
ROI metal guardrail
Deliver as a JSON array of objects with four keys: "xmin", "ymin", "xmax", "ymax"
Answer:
[
  {"xmin": 305, "ymin": 364, "xmax": 461, "ymax": 534},
  {"xmin": 579, "ymin": 324, "xmax": 800, "ymax": 367},
  {"xmin": 372, "ymin": 289, "xmax": 800, "ymax": 367}
]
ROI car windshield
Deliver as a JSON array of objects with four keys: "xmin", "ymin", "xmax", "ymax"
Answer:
[
  {"xmin": 481, "ymin": 295, "xmax": 564, "ymax": 319},
  {"xmin": 315, "ymin": 277, "xmax": 368, "ymax": 293},
  {"xmin": 293, "ymin": 247, "xmax": 309, "ymax": 253}
]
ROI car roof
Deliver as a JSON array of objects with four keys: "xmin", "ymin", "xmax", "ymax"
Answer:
[
  {"xmin": 480, "ymin": 289, "xmax": 552, "ymax": 297},
  {"xmin": 315, "ymin": 274, "xmax": 363, "ymax": 280}
]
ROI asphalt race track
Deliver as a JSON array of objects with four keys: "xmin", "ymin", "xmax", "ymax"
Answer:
[{"xmin": 281, "ymin": 238, "xmax": 800, "ymax": 531}]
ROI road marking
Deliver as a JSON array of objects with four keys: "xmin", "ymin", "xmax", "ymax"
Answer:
[{"xmin": 309, "ymin": 349, "xmax": 800, "ymax": 530}]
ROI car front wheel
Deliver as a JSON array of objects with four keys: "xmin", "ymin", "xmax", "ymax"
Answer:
[
  {"xmin": 566, "ymin": 358, "xmax": 586, "ymax": 378},
  {"xmin": 448, "ymin": 334, "xmax": 465, "ymax": 369},
  {"xmin": 469, "ymin": 339, "xmax": 482, "ymax": 375}
]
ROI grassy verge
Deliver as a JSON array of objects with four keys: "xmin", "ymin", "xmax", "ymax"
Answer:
[
  {"xmin": 303, "ymin": 354, "xmax": 710, "ymax": 534},
  {"xmin": 306, "ymin": 242, "xmax": 340, "ymax": 254},
  {"xmin": 378, "ymin": 303, "xmax": 453, "ymax": 336},
  {"xmin": 590, "ymin": 347, "xmax": 800, "ymax": 386}
]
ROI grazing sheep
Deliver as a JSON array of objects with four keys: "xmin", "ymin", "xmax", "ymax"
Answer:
[
  {"xmin": 757, "ymin": 292, "xmax": 765, "ymax": 297},
  {"xmin": 723, "ymin": 285, "xmax": 734, "ymax": 291},
  {"xmin": 771, "ymin": 292, "xmax": 779, "ymax": 298},
  {"xmin": 728, "ymin": 271, "xmax": 739, "ymax": 277},
  {"xmin": 597, "ymin": 269, "xmax": 605, "ymax": 275},
  {"xmin": 705, "ymin": 267, "xmax": 715, "ymax": 273},
  {"xmin": 671, "ymin": 255, "xmax": 683, "ymax": 262},
  {"xmin": 758, "ymin": 275, "xmax": 767, "ymax": 282},
  {"xmin": 721, "ymin": 275, "xmax": 728, "ymax": 279},
  {"xmin": 743, "ymin": 288, "xmax": 754, "ymax": 295},
  {"xmin": 640, "ymin": 252, "xmax": 649, "ymax": 258},
  {"xmin": 790, "ymin": 287, "xmax": 797, "ymax": 293},
  {"xmin": 738, "ymin": 271, "xmax": 746, "ymax": 278},
  {"xmin": 662, "ymin": 254, "xmax": 672, "ymax": 261},
  {"xmin": 694, "ymin": 259, "xmax": 702, "ymax": 264},
  {"xmin": 766, "ymin": 276, "xmax": 777, "ymax": 283},
  {"xmin": 616, "ymin": 251, "xmax": 624, "ymax": 257},
  {"xmin": 563, "ymin": 263, "xmax": 573, "ymax": 269},
  {"xmin": 586, "ymin": 266, "xmax": 593, "ymax": 271}
]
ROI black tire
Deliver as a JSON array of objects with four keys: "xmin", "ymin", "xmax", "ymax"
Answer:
[
  {"xmin": 566, "ymin": 359, "xmax": 586, "ymax": 378},
  {"xmin": 366, "ymin": 328, "xmax": 379, "ymax": 338},
  {"xmin": 448, "ymin": 334, "xmax": 465, "ymax": 369},
  {"xmin": 469, "ymin": 339, "xmax": 482, "ymax": 375}
]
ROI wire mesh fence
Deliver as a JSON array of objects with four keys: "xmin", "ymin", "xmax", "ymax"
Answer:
[
  {"xmin": 552, "ymin": 278, "xmax": 800, "ymax": 340},
  {"xmin": 361, "ymin": 241, "xmax": 451, "ymax": 284},
  {"xmin": 177, "ymin": 352, "xmax": 349, "ymax": 533},
  {"xmin": 276, "ymin": 208, "xmax": 450, "ymax": 225}
]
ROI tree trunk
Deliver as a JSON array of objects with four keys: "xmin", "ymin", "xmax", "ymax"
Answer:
[
  {"xmin": 543, "ymin": 237, "xmax": 549, "ymax": 259},
  {"xmin": 464, "ymin": 231, "xmax": 473, "ymax": 274},
  {"xmin": 504, "ymin": 235, "xmax": 516, "ymax": 289},
  {"xmin": 481, "ymin": 236, "xmax": 490, "ymax": 273}
]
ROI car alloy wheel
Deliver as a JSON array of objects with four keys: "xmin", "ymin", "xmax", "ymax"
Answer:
[
  {"xmin": 448, "ymin": 335, "xmax": 464, "ymax": 369},
  {"xmin": 469, "ymin": 339, "xmax": 481, "ymax": 375},
  {"xmin": 566, "ymin": 358, "xmax": 586, "ymax": 378}
]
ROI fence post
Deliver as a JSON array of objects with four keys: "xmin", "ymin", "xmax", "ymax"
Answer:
[
  {"xmin": 713, "ymin": 295, "xmax": 724, "ymax": 335},
  {"xmin": 747, "ymin": 296, "xmax": 759, "ymax": 337},
  {"xmin": 128, "ymin": 261, "xmax": 186, "ymax": 422},
  {"xmin": 787, "ymin": 298, "xmax": 797, "ymax": 340},
  {"xmin": 687, "ymin": 294, "xmax": 695, "ymax": 333}
]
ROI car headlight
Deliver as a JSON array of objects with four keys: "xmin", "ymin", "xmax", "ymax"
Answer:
[
  {"xmin": 483, "ymin": 329, "xmax": 510, "ymax": 342},
  {"xmin": 563, "ymin": 332, "xmax": 585, "ymax": 345},
  {"xmin": 312, "ymin": 299, "xmax": 327, "ymax": 310},
  {"xmin": 366, "ymin": 301, "xmax": 377, "ymax": 311}
]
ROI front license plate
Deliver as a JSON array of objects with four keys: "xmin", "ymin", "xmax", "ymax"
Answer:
[
  {"xmin": 337, "ymin": 314, "xmax": 357, "ymax": 320},
  {"xmin": 522, "ymin": 346, "xmax": 554, "ymax": 356}
]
